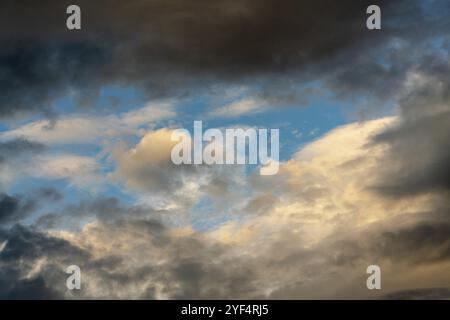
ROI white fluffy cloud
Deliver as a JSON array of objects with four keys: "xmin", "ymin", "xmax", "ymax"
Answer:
[{"xmin": 111, "ymin": 128, "xmax": 248, "ymax": 212}]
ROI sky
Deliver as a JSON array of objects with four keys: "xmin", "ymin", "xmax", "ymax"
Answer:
[{"xmin": 0, "ymin": 0, "xmax": 449, "ymax": 299}]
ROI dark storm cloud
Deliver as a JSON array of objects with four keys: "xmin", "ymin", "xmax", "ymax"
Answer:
[
  {"xmin": 0, "ymin": 188, "xmax": 63, "ymax": 224},
  {"xmin": 371, "ymin": 54, "xmax": 450, "ymax": 198},
  {"xmin": 374, "ymin": 223, "xmax": 450, "ymax": 263},
  {"xmin": 1, "ymin": 0, "xmax": 445, "ymax": 117},
  {"xmin": 0, "ymin": 38, "xmax": 111, "ymax": 118},
  {"xmin": 0, "ymin": 218, "xmax": 256, "ymax": 299},
  {"xmin": 1, "ymin": 277, "xmax": 61, "ymax": 300},
  {"xmin": 0, "ymin": 225, "xmax": 85, "ymax": 262},
  {"xmin": 0, "ymin": 193, "xmax": 35, "ymax": 223},
  {"xmin": 372, "ymin": 112, "xmax": 450, "ymax": 196},
  {"xmin": 0, "ymin": 225, "xmax": 88, "ymax": 299}
]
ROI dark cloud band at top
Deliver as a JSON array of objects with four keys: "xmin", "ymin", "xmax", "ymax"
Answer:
[{"xmin": 1, "ymin": 0, "xmax": 446, "ymax": 118}]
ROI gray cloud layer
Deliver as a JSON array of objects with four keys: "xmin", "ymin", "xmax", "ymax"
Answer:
[
  {"xmin": 0, "ymin": 139, "xmax": 46, "ymax": 164},
  {"xmin": 372, "ymin": 55, "xmax": 450, "ymax": 198},
  {"xmin": 1, "ymin": 0, "xmax": 448, "ymax": 117}
]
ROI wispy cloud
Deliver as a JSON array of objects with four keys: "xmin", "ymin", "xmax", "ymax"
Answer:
[
  {"xmin": 1, "ymin": 102, "xmax": 176, "ymax": 144},
  {"xmin": 206, "ymin": 98, "xmax": 267, "ymax": 118}
]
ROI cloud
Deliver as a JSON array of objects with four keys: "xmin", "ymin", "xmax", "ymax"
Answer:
[
  {"xmin": 383, "ymin": 287, "xmax": 450, "ymax": 300},
  {"xmin": 32, "ymin": 155, "xmax": 103, "ymax": 190},
  {"xmin": 206, "ymin": 98, "xmax": 266, "ymax": 118},
  {"xmin": 113, "ymin": 128, "xmax": 188, "ymax": 192},
  {"xmin": 35, "ymin": 197, "xmax": 161, "ymax": 231},
  {"xmin": 0, "ymin": 103, "xmax": 175, "ymax": 192},
  {"xmin": 112, "ymin": 128, "xmax": 206, "ymax": 210},
  {"xmin": 1, "ymin": 117, "xmax": 449, "ymax": 299},
  {"xmin": 0, "ymin": 152, "xmax": 104, "ymax": 192},
  {"xmin": 0, "ymin": 225, "xmax": 88, "ymax": 299},
  {"xmin": 112, "ymin": 127, "xmax": 247, "ymax": 211},
  {"xmin": 1, "ymin": 0, "xmax": 447, "ymax": 118},
  {"xmin": 370, "ymin": 54, "xmax": 450, "ymax": 198},
  {"xmin": 0, "ymin": 193, "xmax": 35, "ymax": 224},
  {"xmin": 1, "ymin": 102, "xmax": 175, "ymax": 144},
  {"xmin": 0, "ymin": 139, "xmax": 46, "ymax": 163},
  {"xmin": 0, "ymin": 189, "xmax": 63, "ymax": 224},
  {"xmin": 0, "ymin": 139, "xmax": 46, "ymax": 190},
  {"xmin": 1, "ymin": 1, "xmax": 449, "ymax": 299},
  {"xmin": 0, "ymin": 138, "xmax": 47, "ymax": 189}
]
